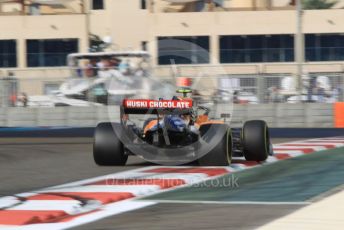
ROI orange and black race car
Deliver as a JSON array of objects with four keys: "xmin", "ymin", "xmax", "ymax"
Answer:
[{"xmin": 93, "ymin": 90, "xmax": 273, "ymax": 166}]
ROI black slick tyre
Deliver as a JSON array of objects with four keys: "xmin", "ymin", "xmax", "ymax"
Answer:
[
  {"xmin": 242, "ymin": 120, "xmax": 270, "ymax": 161},
  {"xmin": 93, "ymin": 122, "xmax": 127, "ymax": 166},
  {"xmin": 198, "ymin": 124, "xmax": 232, "ymax": 166}
]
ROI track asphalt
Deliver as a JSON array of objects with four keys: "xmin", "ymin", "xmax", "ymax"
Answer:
[{"xmin": 0, "ymin": 138, "xmax": 342, "ymax": 229}]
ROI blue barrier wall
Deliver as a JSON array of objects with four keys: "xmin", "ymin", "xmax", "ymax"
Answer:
[{"xmin": 0, "ymin": 127, "xmax": 343, "ymax": 138}]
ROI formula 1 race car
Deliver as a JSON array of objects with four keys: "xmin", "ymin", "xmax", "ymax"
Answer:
[{"xmin": 93, "ymin": 90, "xmax": 273, "ymax": 166}]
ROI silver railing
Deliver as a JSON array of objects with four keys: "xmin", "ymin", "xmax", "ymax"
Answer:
[{"xmin": 0, "ymin": 64, "xmax": 343, "ymax": 107}]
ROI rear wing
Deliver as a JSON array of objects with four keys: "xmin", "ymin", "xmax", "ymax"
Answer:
[{"xmin": 121, "ymin": 99, "xmax": 193, "ymax": 115}]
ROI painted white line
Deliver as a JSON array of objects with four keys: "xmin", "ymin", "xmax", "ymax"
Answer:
[
  {"xmin": 44, "ymin": 165, "xmax": 221, "ymax": 190},
  {"xmin": 0, "ymin": 196, "xmax": 20, "ymax": 209},
  {"xmin": 273, "ymin": 146, "xmax": 326, "ymax": 151},
  {"xmin": 264, "ymin": 156, "xmax": 279, "ymax": 163},
  {"xmin": 302, "ymin": 141, "xmax": 344, "ymax": 145},
  {"xmin": 0, "ymin": 226, "xmax": 17, "ymax": 229},
  {"xmin": 278, "ymin": 142, "xmax": 343, "ymax": 148},
  {"xmin": 102, "ymin": 172, "xmax": 209, "ymax": 184},
  {"xmin": 316, "ymin": 138, "xmax": 344, "ymax": 140},
  {"xmin": 47, "ymin": 167, "xmax": 157, "ymax": 189},
  {"xmin": 300, "ymin": 140, "xmax": 344, "ymax": 144},
  {"xmin": 230, "ymin": 163, "xmax": 254, "ymax": 170},
  {"xmin": 40, "ymin": 185, "xmax": 161, "ymax": 196},
  {"xmin": 273, "ymin": 151, "xmax": 305, "ymax": 158},
  {"xmin": 142, "ymin": 199, "xmax": 311, "ymax": 205},
  {"xmin": 9, "ymin": 200, "xmax": 85, "ymax": 213},
  {"xmin": 273, "ymin": 137, "xmax": 344, "ymax": 146}
]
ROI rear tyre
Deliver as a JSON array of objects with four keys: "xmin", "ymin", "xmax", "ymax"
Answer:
[
  {"xmin": 93, "ymin": 122, "xmax": 128, "ymax": 166},
  {"xmin": 242, "ymin": 120, "xmax": 270, "ymax": 161},
  {"xmin": 198, "ymin": 124, "xmax": 232, "ymax": 166}
]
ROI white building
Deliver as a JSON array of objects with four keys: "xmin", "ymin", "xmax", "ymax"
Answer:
[{"xmin": 1, "ymin": 0, "xmax": 344, "ymax": 94}]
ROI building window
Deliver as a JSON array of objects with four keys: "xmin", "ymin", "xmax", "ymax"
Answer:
[
  {"xmin": 141, "ymin": 41, "xmax": 147, "ymax": 51},
  {"xmin": 220, "ymin": 35, "xmax": 294, "ymax": 63},
  {"xmin": 0, "ymin": 40, "xmax": 17, "ymax": 68},
  {"xmin": 141, "ymin": 0, "xmax": 147, "ymax": 9},
  {"xmin": 92, "ymin": 0, "xmax": 104, "ymax": 10},
  {"xmin": 26, "ymin": 39, "xmax": 78, "ymax": 67},
  {"xmin": 248, "ymin": 36, "xmax": 264, "ymax": 62},
  {"xmin": 158, "ymin": 36, "xmax": 210, "ymax": 65},
  {"xmin": 306, "ymin": 34, "xmax": 344, "ymax": 61}
]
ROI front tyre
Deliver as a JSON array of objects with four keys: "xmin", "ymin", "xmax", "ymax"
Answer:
[
  {"xmin": 93, "ymin": 122, "xmax": 128, "ymax": 166},
  {"xmin": 242, "ymin": 120, "xmax": 270, "ymax": 161},
  {"xmin": 198, "ymin": 124, "xmax": 232, "ymax": 166}
]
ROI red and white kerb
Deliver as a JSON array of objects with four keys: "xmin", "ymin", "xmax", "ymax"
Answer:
[{"xmin": 0, "ymin": 137, "xmax": 343, "ymax": 229}]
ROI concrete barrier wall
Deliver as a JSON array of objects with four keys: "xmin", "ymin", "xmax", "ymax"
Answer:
[
  {"xmin": 0, "ymin": 103, "xmax": 334, "ymax": 128},
  {"xmin": 229, "ymin": 103, "xmax": 333, "ymax": 128}
]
